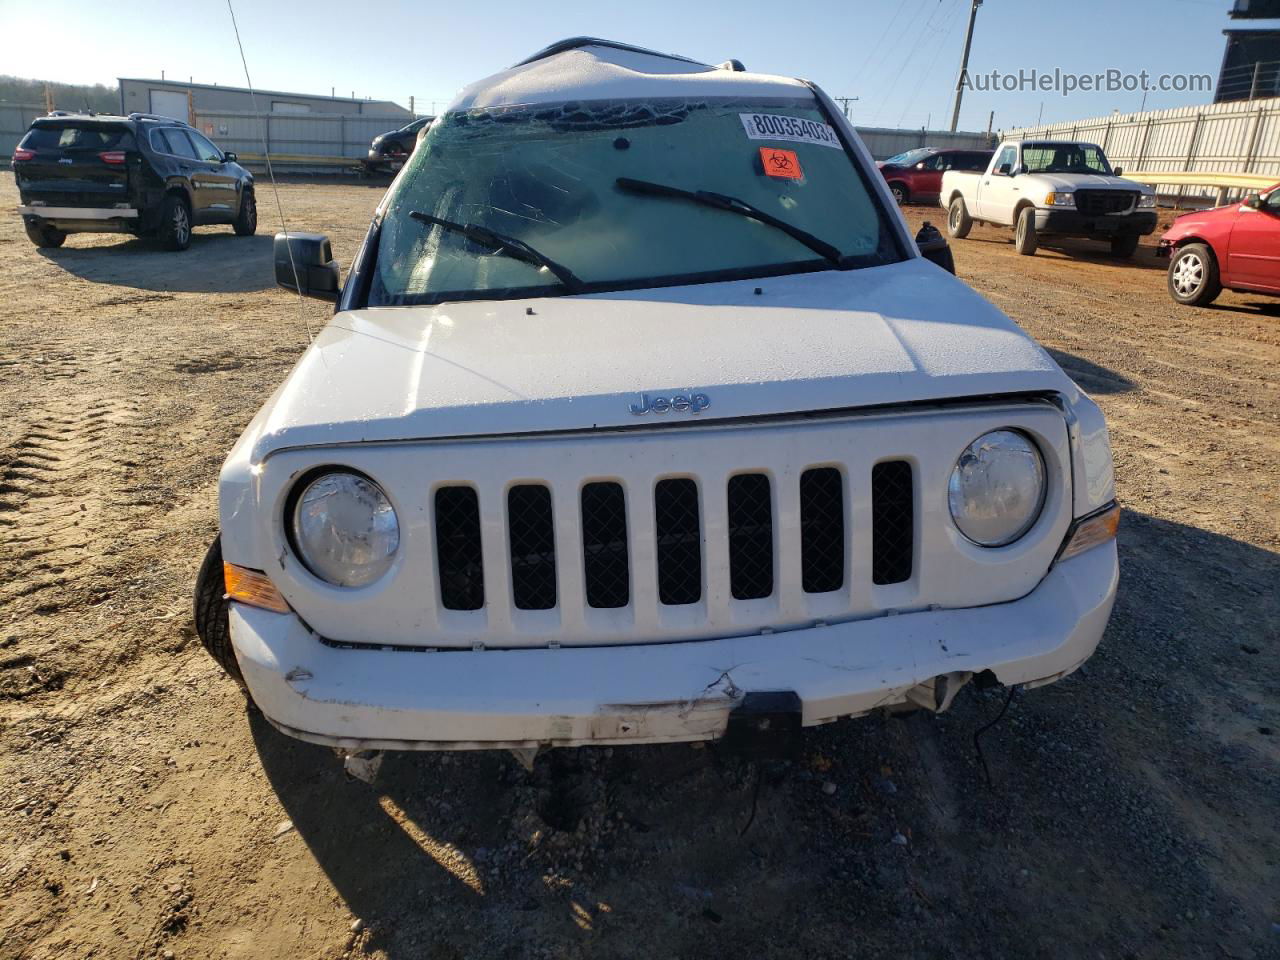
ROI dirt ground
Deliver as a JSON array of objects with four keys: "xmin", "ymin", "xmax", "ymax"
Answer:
[{"xmin": 0, "ymin": 175, "xmax": 1277, "ymax": 960}]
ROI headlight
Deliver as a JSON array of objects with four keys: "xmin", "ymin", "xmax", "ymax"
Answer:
[
  {"xmin": 1044, "ymin": 192, "xmax": 1075, "ymax": 207},
  {"xmin": 948, "ymin": 430, "xmax": 1046, "ymax": 547},
  {"xmin": 291, "ymin": 471, "xmax": 400, "ymax": 587},
  {"xmin": 1138, "ymin": 194, "xmax": 1157, "ymax": 208}
]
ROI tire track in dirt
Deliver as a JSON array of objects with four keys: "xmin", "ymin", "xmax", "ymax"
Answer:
[{"xmin": 0, "ymin": 362, "xmax": 153, "ymax": 698}]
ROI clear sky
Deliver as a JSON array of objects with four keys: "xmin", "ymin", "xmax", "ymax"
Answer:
[{"xmin": 0, "ymin": 0, "xmax": 1263, "ymax": 130}]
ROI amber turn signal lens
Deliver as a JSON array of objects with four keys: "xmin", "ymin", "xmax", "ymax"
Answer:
[
  {"xmin": 1057, "ymin": 503, "xmax": 1120, "ymax": 563},
  {"xmin": 223, "ymin": 562, "xmax": 291, "ymax": 614}
]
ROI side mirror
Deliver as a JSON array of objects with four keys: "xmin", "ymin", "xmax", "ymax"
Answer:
[
  {"xmin": 274, "ymin": 232, "xmax": 341, "ymax": 302},
  {"xmin": 1112, "ymin": 165, "xmax": 1123, "ymax": 177},
  {"xmin": 1010, "ymin": 163, "xmax": 1025, "ymax": 177},
  {"xmin": 997, "ymin": 162, "xmax": 1012, "ymax": 176},
  {"xmin": 223, "ymin": 151, "xmax": 237, "ymax": 163},
  {"xmin": 1244, "ymin": 194, "xmax": 1262, "ymax": 209},
  {"xmin": 915, "ymin": 221, "xmax": 955, "ymax": 275},
  {"xmin": 915, "ymin": 162, "xmax": 926, "ymax": 170}
]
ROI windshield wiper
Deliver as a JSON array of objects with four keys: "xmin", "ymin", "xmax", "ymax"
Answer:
[
  {"xmin": 616, "ymin": 177, "xmax": 847, "ymax": 268},
  {"xmin": 408, "ymin": 211, "xmax": 584, "ymax": 294}
]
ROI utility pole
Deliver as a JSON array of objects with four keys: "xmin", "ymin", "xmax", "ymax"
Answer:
[
  {"xmin": 832, "ymin": 96, "xmax": 859, "ymax": 118},
  {"xmin": 948, "ymin": 0, "xmax": 983, "ymax": 132},
  {"xmin": 410, "ymin": 95, "xmax": 415, "ymax": 116}
]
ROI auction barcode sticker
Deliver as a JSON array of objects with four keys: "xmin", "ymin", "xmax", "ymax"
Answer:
[{"xmin": 740, "ymin": 113, "xmax": 842, "ymax": 149}]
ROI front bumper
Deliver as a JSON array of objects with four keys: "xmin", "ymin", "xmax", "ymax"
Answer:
[
  {"xmin": 230, "ymin": 541, "xmax": 1118, "ymax": 751},
  {"xmin": 1034, "ymin": 208, "xmax": 1158, "ymax": 237}
]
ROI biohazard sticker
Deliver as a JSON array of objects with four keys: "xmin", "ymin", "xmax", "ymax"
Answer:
[
  {"xmin": 740, "ymin": 113, "xmax": 842, "ymax": 149},
  {"xmin": 760, "ymin": 147, "xmax": 803, "ymax": 179}
]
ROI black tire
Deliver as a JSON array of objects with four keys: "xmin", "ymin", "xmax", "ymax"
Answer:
[
  {"xmin": 24, "ymin": 220, "xmax": 66, "ymax": 248},
  {"xmin": 193, "ymin": 536, "xmax": 245, "ymax": 687},
  {"xmin": 233, "ymin": 188, "xmax": 257, "ymax": 236},
  {"xmin": 889, "ymin": 182, "xmax": 908, "ymax": 206},
  {"xmin": 1014, "ymin": 205, "xmax": 1038, "ymax": 256},
  {"xmin": 1167, "ymin": 243, "xmax": 1222, "ymax": 307},
  {"xmin": 156, "ymin": 193, "xmax": 192, "ymax": 251},
  {"xmin": 946, "ymin": 196, "xmax": 972, "ymax": 239},
  {"xmin": 1110, "ymin": 233, "xmax": 1140, "ymax": 259}
]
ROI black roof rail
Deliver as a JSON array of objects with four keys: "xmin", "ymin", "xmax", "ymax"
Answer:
[
  {"xmin": 127, "ymin": 112, "xmax": 186, "ymax": 125},
  {"xmin": 513, "ymin": 37, "xmax": 706, "ymax": 68}
]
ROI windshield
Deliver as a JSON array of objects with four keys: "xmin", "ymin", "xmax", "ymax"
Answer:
[
  {"xmin": 1021, "ymin": 142, "xmax": 1112, "ymax": 176},
  {"xmin": 368, "ymin": 96, "xmax": 902, "ymax": 305},
  {"xmin": 883, "ymin": 148, "xmax": 933, "ymax": 167}
]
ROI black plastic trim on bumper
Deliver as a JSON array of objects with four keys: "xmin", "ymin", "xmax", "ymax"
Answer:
[{"xmin": 1034, "ymin": 209, "xmax": 1158, "ymax": 236}]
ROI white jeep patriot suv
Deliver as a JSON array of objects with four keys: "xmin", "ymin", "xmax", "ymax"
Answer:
[{"xmin": 194, "ymin": 39, "xmax": 1119, "ymax": 757}]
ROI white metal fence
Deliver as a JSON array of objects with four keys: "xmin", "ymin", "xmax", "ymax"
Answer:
[
  {"xmin": 1003, "ymin": 96, "xmax": 1280, "ymax": 200},
  {"xmin": 3, "ymin": 101, "xmax": 996, "ymax": 171}
]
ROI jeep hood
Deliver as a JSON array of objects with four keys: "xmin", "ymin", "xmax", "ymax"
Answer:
[{"xmin": 248, "ymin": 258, "xmax": 1074, "ymax": 459}]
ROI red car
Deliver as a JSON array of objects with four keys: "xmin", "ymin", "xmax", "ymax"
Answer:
[
  {"xmin": 876, "ymin": 147, "xmax": 993, "ymax": 206},
  {"xmin": 1158, "ymin": 182, "xmax": 1280, "ymax": 306}
]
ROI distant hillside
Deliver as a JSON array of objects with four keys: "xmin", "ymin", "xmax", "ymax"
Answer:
[{"xmin": 0, "ymin": 76, "xmax": 119, "ymax": 113}]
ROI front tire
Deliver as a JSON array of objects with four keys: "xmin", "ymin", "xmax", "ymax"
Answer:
[
  {"xmin": 1014, "ymin": 206, "xmax": 1038, "ymax": 256},
  {"xmin": 156, "ymin": 193, "xmax": 192, "ymax": 251},
  {"xmin": 193, "ymin": 536, "xmax": 245, "ymax": 688},
  {"xmin": 1167, "ymin": 243, "xmax": 1222, "ymax": 307},
  {"xmin": 233, "ymin": 188, "xmax": 257, "ymax": 236},
  {"xmin": 889, "ymin": 183, "xmax": 908, "ymax": 206},
  {"xmin": 1110, "ymin": 233, "xmax": 1140, "ymax": 259},
  {"xmin": 947, "ymin": 196, "xmax": 972, "ymax": 239},
  {"xmin": 24, "ymin": 220, "xmax": 66, "ymax": 248}
]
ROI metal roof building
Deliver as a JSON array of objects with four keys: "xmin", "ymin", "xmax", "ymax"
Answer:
[{"xmin": 117, "ymin": 77, "xmax": 412, "ymax": 122}]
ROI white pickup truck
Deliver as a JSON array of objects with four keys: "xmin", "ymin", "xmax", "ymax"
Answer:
[
  {"xmin": 941, "ymin": 139, "xmax": 1158, "ymax": 257},
  {"xmin": 193, "ymin": 40, "xmax": 1119, "ymax": 763}
]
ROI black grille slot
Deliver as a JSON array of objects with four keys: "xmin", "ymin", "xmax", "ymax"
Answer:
[
  {"xmin": 871, "ymin": 461, "xmax": 914, "ymax": 585},
  {"xmin": 508, "ymin": 484, "xmax": 557, "ymax": 610},
  {"xmin": 1075, "ymin": 190, "xmax": 1136, "ymax": 215},
  {"xmin": 581, "ymin": 482, "xmax": 629, "ymax": 609},
  {"xmin": 727, "ymin": 474, "xmax": 774, "ymax": 600},
  {"xmin": 800, "ymin": 468, "xmax": 845, "ymax": 593},
  {"xmin": 434, "ymin": 487, "xmax": 484, "ymax": 610},
  {"xmin": 654, "ymin": 478, "xmax": 701, "ymax": 605}
]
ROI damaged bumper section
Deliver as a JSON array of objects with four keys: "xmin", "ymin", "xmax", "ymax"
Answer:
[{"xmin": 231, "ymin": 543, "xmax": 1117, "ymax": 752}]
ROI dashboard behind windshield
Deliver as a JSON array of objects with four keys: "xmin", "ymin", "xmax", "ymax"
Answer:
[{"xmin": 368, "ymin": 96, "xmax": 904, "ymax": 306}]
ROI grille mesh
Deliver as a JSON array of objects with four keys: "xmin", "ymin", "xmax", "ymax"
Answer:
[
  {"xmin": 581, "ymin": 482, "xmax": 629, "ymax": 609},
  {"xmin": 654, "ymin": 478, "xmax": 701, "ymax": 605},
  {"xmin": 508, "ymin": 484, "xmax": 557, "ymax": 610},
  {"xmin": 800, "ymin": 467, "xmax": 845, "ymax": 593},
  {"xmin": 434, "ymin": 486, "xmax": 484, "ymax": 610},
  {"xmin": 1076, "ymin": 190, "xmax": 1136, "ymax": 215},
  {"xmin": 727, "ymin": 473, "xmax": 774, "ymax": 600},
  {"xmin": 871, "ymin": 461, "xmax": 914, "ymax": 585}
]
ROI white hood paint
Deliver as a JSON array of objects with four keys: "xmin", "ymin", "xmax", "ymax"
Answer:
[
  {"xmin": 1029, "ymin": 172, "xmax": 1154, "ymax": 195},
  {"xmin": 248, "ymin": 258, "xmax": 1072, "ymax": 460}
]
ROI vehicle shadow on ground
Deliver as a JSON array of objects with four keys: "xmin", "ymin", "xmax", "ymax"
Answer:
[
  {"xmin": 37, "ymin": 232, "xmax": 274, "ymax": 293},
  {"xmin": 248, "ymin": 508, "xmax": 1278, "ymax": 958},
  {"xmin": 1210, "ymin": 298, "xmax": 1280, "ymax": 318},
  {"xmin": 1044, "ymin": 348, "xmax": 1137, "ymax": 395}
]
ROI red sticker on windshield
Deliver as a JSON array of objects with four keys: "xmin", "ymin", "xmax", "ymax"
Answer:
[{"xmin": 760, "ymin": 147, "xmax": 802, "ymax": 179}]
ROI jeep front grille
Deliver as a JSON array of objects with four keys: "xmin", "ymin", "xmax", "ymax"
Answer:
[
  {"xmin": 435, "ymin": 486, "xmax": 484, "ymax": 610},
  {"xmin": 871, "ymin": 461, "xmax": 914, "ymax": 585},
  {"xmin": 654, "ymin": 478, "xmax": 703, "ymax": 606},
  {"xmin": 507, "ymin": 484, "xmax": 557, "ymax": 610},
  {"xmin": 727, "ymin": 473, "xmax": 774, "ymax": 600},
  {"xmin": 581, "ymin": 482, "xmax": 629, "ymax": 609},
  {"xmin": 430, "ymin": 462, "xmax": 913, "ymax": 614}
]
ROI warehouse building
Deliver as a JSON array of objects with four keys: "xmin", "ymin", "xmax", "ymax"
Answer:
[{"xmin": 117, "ymin": 78, "xmax": 412, "ymax": 122}]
